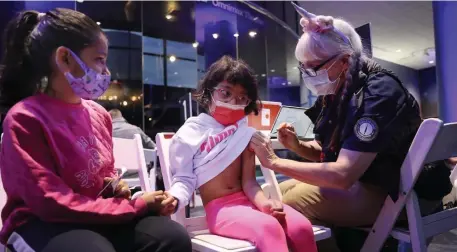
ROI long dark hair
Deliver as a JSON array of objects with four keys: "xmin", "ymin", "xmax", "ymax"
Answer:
[
  {"xmin": 193, "ymin": 55, "xmax": 261, "ymax": 115},
  {"xmin": 0, "ymin": 8, "xmax": 102, "ymax": 110}
]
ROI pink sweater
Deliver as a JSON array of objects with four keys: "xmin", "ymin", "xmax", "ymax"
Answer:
[{"xmin": 0, "ymin": 94, "xmax": 147, "ymax": 243}]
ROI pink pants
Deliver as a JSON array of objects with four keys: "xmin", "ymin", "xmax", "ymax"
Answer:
[{"xmin": 205, "ymin": 191, "xmax": 317, "ymax": 252}]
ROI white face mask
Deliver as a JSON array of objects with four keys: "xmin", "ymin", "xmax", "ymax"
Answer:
[
  {"xmin": 301, "ymin": 58, "xmax": 343, "ymax": 96},
  {"xmin": 302, "ymin": 69, "xmax": 342, "ymax": 96}
]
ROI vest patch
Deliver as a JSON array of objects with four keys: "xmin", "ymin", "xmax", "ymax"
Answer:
[{"xmin": 354, "ymin": 117, "xmax": 378, "ymax": 142}]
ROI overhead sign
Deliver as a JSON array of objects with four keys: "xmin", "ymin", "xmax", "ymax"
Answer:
[{"xmin": 197, "ymin": 0, "xmax": 264, "ymax": 25}]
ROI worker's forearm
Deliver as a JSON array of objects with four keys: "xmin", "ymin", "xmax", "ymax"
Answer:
[{"xmin": 290, "ymin": 140, "xmax": 322, "ymax": 162}]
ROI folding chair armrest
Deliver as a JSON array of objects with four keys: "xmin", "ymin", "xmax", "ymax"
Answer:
[{"xmin": 261, "ymin": 183, "xmax": 272, "ymax": 198}]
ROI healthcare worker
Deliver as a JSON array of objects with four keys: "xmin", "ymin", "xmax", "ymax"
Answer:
[{"xmin": 249, "ymin": 3, "xmax": 452, "ymax": 251}]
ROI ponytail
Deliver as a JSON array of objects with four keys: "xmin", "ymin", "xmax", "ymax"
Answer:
[
  {"xmin": 328, "ymin": 51, "xmax": 362, "ymax": 150},
  {"xmin": 0, "ymin": 11, "xmax": 41, "ymax": 110}
]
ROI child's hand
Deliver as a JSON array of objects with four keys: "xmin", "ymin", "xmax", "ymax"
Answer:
[
  {"xmin": 159, "ymin": 191, "xmax": 178, "ymax": 216},
  {"xmin": 102, "ymin": 177, "xmax": 131, "ymax": 199},
  {"xmin": 261, "ymin": 199, "xmax": 286, "ymax": 221},
  {"xmin": 140, "ymin": 191, "xmax": 167, "ymax": 214}
]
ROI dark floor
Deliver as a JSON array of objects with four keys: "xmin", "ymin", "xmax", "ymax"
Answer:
[{"xmin": 429, "ymin": 229, "xmax": 457, "ymax": 252}]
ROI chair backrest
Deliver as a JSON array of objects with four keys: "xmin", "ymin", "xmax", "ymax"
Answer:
[
  {"xmin": 112, "ymin": 134, "xmax": 151, "ymax": 192},
  {"xmin": 259, "ymin": 165, "xmax": 282, "ymax": 201},
  {"xmin": 400, "ymin": 118, "xmax": 457, "ymax": 195},
  {"xmin": 155, "ymin": 133, "xmax": 187, "ymax": 223},
  {"xmin": 156, "ymin": 133, "xmax": 210, "ymax": 232}
]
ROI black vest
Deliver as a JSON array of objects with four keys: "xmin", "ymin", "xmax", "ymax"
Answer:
[{"xmin": 309, "ymin": 60, "xmax": 452, "ymax": 201}]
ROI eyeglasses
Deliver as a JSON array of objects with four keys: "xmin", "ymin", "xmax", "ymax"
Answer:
[
  {"xmin": 298, "ymin": 54, "xmax": 339, "ymax": 77},
  {"xmin": 212, "ymin": 87, "xmax": 251, "ymax": 106}
]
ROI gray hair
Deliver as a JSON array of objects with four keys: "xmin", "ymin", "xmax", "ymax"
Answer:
[
  {"xmin": 295, "ymin": 15, "xmax": 366, "ymax": 149},
  {"xmin": 295, "ymin": 17, "xmax": 364, "ymax": 64}
]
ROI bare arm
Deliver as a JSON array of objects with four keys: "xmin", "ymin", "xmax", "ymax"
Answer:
[
  {"xmin": 271, "ymin": 148, "xmax": 377, "ymax": 190},
  {"xmin": 290, "ymin": 140, "xmax": 322, "ymax": 162},
  {"xmin": 241, "ymin": 148, "xmax": 269, "ymax": 209}
]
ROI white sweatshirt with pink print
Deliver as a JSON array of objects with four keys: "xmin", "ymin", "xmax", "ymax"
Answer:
[{"xmin": 168, "ymin": 113, "xmax": 256, "ymax": 210}]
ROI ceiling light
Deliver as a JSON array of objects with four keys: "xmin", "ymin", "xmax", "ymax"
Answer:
[
  {"xmin": 261, "ymin": 74, "xmax": 266, "ymax": 77},
  {"xmin": 96, "ymin": 22, "xmax": 101, "ymax": 25},
  {"xmin": 429, "ymin": 60, "xmax": 434, "ymax": 64},
  {"xmin": 149, "ymin": 118, "xmax": 152, "ymax": 121},
  {"xmin": 76, "ymin": 0, "xmax": 84, "ymax": 3},
  {"xmin": 169, "ymin": 55, "xmax": 176, "ymax": 62},
  {"xmin": 395, "ymin": 49, "xmax": 401, "ymax": 53},
  {"xmin": 282, "ymin": 83, "xmax": 286, "ymax": 86},
  {"xmin": 174, "ymin": 72, "xmax": 178, "ymax": 75},
  {"xmin": 212, "ymin": 33, "xmax": 219, "ymax": 39},
  {"xmin": 165, "ymin": 14, "xmax": 172, "ymax": 20},
  {"xmin": 122, "ymin": 101, "xmax": 128, "ymax": 106},
  {"xmin": 192, "ymin": 42, "xmax": 198, "ymax": 48},
  {"xmin": 270, "ymin": 69, "xmax": 275, "ymax": 73},
  {"xmin": 234, "ymin": 33, "xmax": 239, "ymax": 38},
  {"xmin": 131, "ymin": 96, "xmax": 137, "ymax": 101},
  {"xmin": 288, "ymin": 81, "xmax": 292, "ymax": 85},
  {"xmin": 249, "ymin": 31, "xmax": 257, "ymax": 37}
]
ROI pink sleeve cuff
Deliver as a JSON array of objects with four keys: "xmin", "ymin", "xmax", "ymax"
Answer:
[{"xmin": 132, "ymin": 197, "xmax": 148, "ymax": 217}]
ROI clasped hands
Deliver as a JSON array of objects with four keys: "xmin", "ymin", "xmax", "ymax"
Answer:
[
  {"xmin": 102, "ymin": 177, "xmax": 177, "ymax": 216},
  {"xmin": 260, "ymin": 199, "xmax": 286, "ymax": 222}
]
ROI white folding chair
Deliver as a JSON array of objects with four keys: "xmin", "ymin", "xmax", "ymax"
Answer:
[
  {"xmin": 361, "ymin": 118, "xmax": 457, "ymax": 252},
  {"xmin": 112, "ymin": 134, "xmax": 152, "ymax": 192}
]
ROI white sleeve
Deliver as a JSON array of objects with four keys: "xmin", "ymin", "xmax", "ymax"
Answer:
[{"xmin": 168, "ymin": 136, "xmax": 197, "ymax": 210}]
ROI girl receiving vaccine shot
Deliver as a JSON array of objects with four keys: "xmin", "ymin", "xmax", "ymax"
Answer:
[{"xmin": 166, "ymin": 56, "xmax": 317, "ymax": 252}]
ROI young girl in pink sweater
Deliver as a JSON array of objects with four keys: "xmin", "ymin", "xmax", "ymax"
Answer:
[{"xmin": 0, "ymin": 8, "xmax": 190, "ymax": 252}]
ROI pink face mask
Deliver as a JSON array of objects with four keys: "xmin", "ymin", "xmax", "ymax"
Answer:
[
  {"xmin": 58, "ymin": 49, "xmax": 111, "ymax": 100},
  {"xmin": 211, "ymin": 100, "xmax": 246, "ymax": 126}
]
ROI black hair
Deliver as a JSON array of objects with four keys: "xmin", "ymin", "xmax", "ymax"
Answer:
[
  {"xmin": 193, "ymin": 55, "xmax": 261, "ymax": 115},
  {"xmin": 0, "ymin": 8, "xmax": 103, "ymax": 110}
]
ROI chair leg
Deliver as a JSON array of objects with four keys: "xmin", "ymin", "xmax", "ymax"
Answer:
[
  {"xmin": 361, "ymin": 196, "xmax": 405, "ymax": 252},
  {"xmin": 406, "ymin": 193, "xmax": 427, "ymax": 252}
]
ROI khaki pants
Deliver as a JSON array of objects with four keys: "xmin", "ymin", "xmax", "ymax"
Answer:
[{"xmin": 279, "ymin": 179, "xmax": 441, "ymax": 251}]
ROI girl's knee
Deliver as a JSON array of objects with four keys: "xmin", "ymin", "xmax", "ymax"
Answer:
[
  {"xmin": 135, "ymin": 216, "xmax": 192, "ymax": 252},
  {"xmin": 255, "ymin": 215, "xmax": 285, "ymax": 238},
  {"xmin": 283, "ymin": 205, "xmax": 314, "ymax": 234},
  {"xmin": 43, "ymin": 230, "xmax": 115, "ymax": 252}
]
